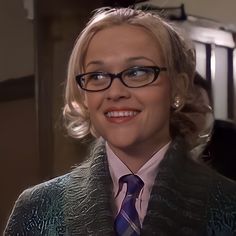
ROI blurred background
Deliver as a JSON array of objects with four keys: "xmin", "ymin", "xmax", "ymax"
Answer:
[{"xmin": 1, "ymin": 0, "xmax": 236, "ymax": 232}]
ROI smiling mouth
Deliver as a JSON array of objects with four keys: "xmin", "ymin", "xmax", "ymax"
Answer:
[{"xmin": 105, "ymin": 110, "xmax": 139, "ymax": 118}]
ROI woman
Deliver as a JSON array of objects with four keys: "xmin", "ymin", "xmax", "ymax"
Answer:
[{"xmin": 5, "ymin": 7, "xmax": 236, "ymax": 235}]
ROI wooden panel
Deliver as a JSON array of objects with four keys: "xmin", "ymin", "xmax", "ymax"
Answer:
[
  {"xmin": 227, "ymin": 48, "xmax": 234, "ymax": 119},
  {"xmin": 34, "ymin": 0, "xmax": 104, "ymax": 179},
  {"xmin": 0, "ymin": 98, "xmax": 38, "ymax": 232},
  {"xmin": 0, "ymin": 75, "xmax": 34, "ymax": 102}
]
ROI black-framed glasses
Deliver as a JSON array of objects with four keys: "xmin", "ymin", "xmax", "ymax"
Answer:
[{"xmin": 75, "ymin": 66, "xmax": 167, "ymax": 92}]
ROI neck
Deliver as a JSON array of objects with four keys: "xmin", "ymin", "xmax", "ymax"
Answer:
[{"xmin": 108, "ymin": 139, "xmax": 171, "ymax": 173}]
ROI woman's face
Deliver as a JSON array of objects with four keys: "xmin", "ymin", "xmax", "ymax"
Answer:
[{"xmin": 83, "ymin": 24, "xmax": 171, "ymax": 155}]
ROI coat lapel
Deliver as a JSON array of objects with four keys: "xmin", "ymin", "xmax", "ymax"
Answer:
[
  {"xmin": 64, "ymin": 140, "xmax": 115, "ymax": 235},
  {"xmin": 142, "ymin": 138, "xmax": 210, "ymax": 236},
  {"xmin": 63, "ymin": 138, "xmax": 212, "ymax": 235}
]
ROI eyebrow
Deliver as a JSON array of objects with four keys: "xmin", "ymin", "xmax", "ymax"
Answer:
[
  {"xmin": 126, "ymin": 56, "xmax": 156, "ymax": 65},
  {"xmin": 85, "ymin": 60, "xmax": 103, "ymax": 69},
  {"xmin": 85, "ymin": 56, "xmax": 157, "ymax": 69}
]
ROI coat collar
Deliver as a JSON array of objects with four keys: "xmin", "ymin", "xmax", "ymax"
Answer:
[
  {"xmin": 64, "ymin": 140, "xmax": 115, "ymax": 235},
  {"xmin": 64, "ymin": 138, "xmax": 210, "ymax": 235},
  {"xmin": 142, "ymin": 137, "xmax": 210, "ymax": 235}
]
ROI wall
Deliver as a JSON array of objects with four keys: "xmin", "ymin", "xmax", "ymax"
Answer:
[
  {"xmin": 0, "ymin": 98, "xmax": 39, "ymax": 232},
  {"xmin": 1, "ymin": 1, "xmax": 236, "ymax": 83},
  {"xmin": 0, "ymin": 0, "xmax": 34, "ymax": 81},
  {"xmin": 149, "ymin": 0, "xmax": 236, "ymax": 26}
]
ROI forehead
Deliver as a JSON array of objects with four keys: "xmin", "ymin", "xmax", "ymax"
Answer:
[
  {"xmin": 84, "ymin": 24, "xmax": 165, "ymax": 67},
  {"xmin": 90, "ymin": 24, "xmax": 159, "ymax": 48}
]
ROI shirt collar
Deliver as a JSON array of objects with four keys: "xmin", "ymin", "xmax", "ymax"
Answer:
[{"xmin": 106, "ymin": 141, "xmax": 171, "ymax": 197}]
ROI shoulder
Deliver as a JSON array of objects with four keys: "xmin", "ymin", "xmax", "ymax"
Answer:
[
  {"xmin": 191, "ymin": 160, "xmax": 236, "ymax": 233},
  {"xmin": 208, "ymin": 171, "xmax": 236, "ymax": 207},
  {"xmin": 4, "ymin": 156, "xmax": 97, "ymax": 235},
  {"xmin": 186, "ymin": 152, "xmax": 236, "ymax": 205},
  {"xmin": 4, "ymin": 173, "xmax": 70, "ymax": 235},
  {"xmin": 16, "ymin": 173, "xmax": 70, "ymax": 208},
  {"xmin": 163, "ymin": 139, "xmax": 236, "ymax": 232},
  {"xmin": 206, "ymin": 173, "xmax": 236, "ymax": 233}
]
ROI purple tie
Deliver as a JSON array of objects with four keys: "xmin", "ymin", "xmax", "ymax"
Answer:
[{"xmin": 114, "ymin": 174, "xmax": 144, "ymax": 236}]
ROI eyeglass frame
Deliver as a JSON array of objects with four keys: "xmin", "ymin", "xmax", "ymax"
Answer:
[{"xmin": 75, "ymin": 66, "xmax": 167, "ymax": 92}]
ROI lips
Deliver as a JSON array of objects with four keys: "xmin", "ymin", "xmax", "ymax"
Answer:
[{"xmin": 104, "ymin": 108, "xmax": 140, "ymax": 123}]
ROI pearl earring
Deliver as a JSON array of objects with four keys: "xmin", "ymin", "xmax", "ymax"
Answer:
[{"xmin": 173, "ymin": 97, "xmax": 181, "ymax": 109}]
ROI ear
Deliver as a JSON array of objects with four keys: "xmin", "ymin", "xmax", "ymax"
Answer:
[{"xmin": 171, "ymin": 73, "xmax": 189, "ymax": 107}]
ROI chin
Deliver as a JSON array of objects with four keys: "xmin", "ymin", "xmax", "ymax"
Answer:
[{"xmin": 107, "ymin": 136, "xmax": 143, "ymax": 152}]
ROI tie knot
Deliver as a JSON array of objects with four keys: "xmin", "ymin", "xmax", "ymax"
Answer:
[{"xmin": 119, "ymin": 174, "xmax": 144, "ymax": 197}]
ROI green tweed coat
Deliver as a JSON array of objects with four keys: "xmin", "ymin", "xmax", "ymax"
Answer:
[{"xmin": 4, "ymin": 138, "xmax": 236, "ymax": 235}]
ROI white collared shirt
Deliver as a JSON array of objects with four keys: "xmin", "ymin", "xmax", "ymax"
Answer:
[{"xmin": 106, "ymin": 142, "xmax": 170, "ymax": 225}]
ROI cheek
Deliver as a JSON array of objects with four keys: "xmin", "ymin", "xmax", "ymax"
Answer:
[
  {"xmin": 83, "ymin": 92, "xmax": 96, "ymax": 111},
  {"xmin": 83, "ymin": 93, "xmax": 88, "ymax": 108},
  {"xmin": 148, "ymin": 85, "xmax": 171, "ymax": 107},
  {"xmin": 83, "ymin": 93, "xmax": 104, "ymax": 113},
  {"xmin": 150, "ymin": 98, "xmax": 171, "ymax": 118},
  {"xmin": 147, "ymin": 90, "xmax": 172, "ymax": 120}
]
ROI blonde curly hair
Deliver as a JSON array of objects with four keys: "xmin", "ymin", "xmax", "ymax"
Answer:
[{"xmin": 63, "ymin": 7, "xmax": 213, "ymax": 149}]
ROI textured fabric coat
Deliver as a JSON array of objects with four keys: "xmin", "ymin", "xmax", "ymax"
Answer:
[{"xmin": 4, "ymin": 138, "xmax": 236, "ymax": 235}]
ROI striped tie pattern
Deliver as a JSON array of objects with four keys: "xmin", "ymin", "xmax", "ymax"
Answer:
[{"xmin": 114, "ymin": 174, "xmax": 144, "ymax": 236}]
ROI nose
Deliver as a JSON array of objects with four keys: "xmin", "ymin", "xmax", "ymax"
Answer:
[{"xmin": 105, "ymin": 77, "xmax": 131, "ymax": 101}]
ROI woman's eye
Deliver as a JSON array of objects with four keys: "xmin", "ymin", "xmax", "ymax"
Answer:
[
  {"xmin": 88, "ymin": 73, "xmax": 105, "ymax": 81},
  {"xmin": 126, "ymin": 69, "xmax": 147, "ymax": 78}
]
